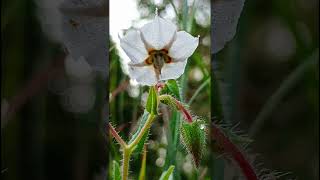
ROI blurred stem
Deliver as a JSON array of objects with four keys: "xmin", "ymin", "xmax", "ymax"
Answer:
[
  {"xmin": 169, "ymin": 0, "xmax": 179, "ymax": 21},
  {"xmin": 182, "ymin": 0, "xmax": 188, "ymax": 30},
  {"xmin": 249, "ymin": 49, "xmax": 319, "ymax": 137},
  {"xmin": 188, "ymin": 78, "xmax": 210, "ymax": 106},
  {"xmin": 138, "ymin": 145, "xmax": 147, "ymax": 180},
  {"xmin": 187, "ymin": 0, "xmax": 196, "ymax": 33},
  {"xmin": 211, "ymin": 59, "xmax": 225, "ymax": 179}
]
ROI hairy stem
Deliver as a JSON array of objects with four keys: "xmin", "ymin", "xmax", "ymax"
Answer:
[
  {"xmin": 159, "ymin": 95, "xmax": 193, "ymax": 123},
  {"xmin": 212, "ymin": 123, "xmax": 258, "ymax": 180},
  {"xmin": 128, "ymin": 114, "xmax": 155, "ymax": 150},
  {"xmin": 120, "ymin": 113, "xmax": 155, "ymax": 180},
  {"xmin": 122, "ymin": 149, "xmax": 131, "ymax": 180},
  {"xmin": 138, "ymin": 145, "xmax": 147, "ymax": 180},
  {"xmin": 108, "ymin": 123, "xmax": 127, "ymax": 148}
]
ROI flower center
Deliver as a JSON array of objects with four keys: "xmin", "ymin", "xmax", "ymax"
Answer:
[
  {"xmin": 144, "ymin": 49, "xmax": 172, "ymax": 80},
  {"xmin": 145, "ymin": 49, "xmax": 172, "ymax": 65}
]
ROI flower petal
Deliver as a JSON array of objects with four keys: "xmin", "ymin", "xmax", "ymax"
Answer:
[
  {"xmin": 169, "ymin": 31, "xmax": 199, "ymax": 60},
  {"xmin": 140, "ymin": 16, "xmax": 177, "ymax": 50},
  {"xmin": 160, "ymin": 60, "xmax": 188, "ymax": 81},
  {"xmin": 128, "ymin": 65, "xmax": 158, "ymax": 86},
  {"xmin": 120, "ymin": 30, "xmax": 149, "ymax": 64}
]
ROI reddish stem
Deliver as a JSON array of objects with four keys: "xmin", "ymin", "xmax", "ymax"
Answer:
[
  {"xmin": 211, "ymin": 124, "xmax": 258, "ymax": 180},
  {"xmin": 174, "ymin": 99, "xmax": 193, "ymax": 123},
  {"xmin": 108, "ymin": 123, "xmax": 127, "ymax": 148}
]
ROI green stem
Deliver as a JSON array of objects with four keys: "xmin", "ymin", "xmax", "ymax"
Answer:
[
  {"xmin": 119, "ymin": 113, "xmax": 156, "ymax": 180},
  {"xmin": 138, "ymin": 145, "xmax": 147, "ymax": 180},
  {"xmin": 108, "ymin": 123, "xmax": 127, "ymax": 149},
  {"xmin": 122, "ymin": 148, "xmax": 131, "ymax": 180},
  {"xmin": 128, "ymin": 114, "xmax": 155, "ymax": 150}
]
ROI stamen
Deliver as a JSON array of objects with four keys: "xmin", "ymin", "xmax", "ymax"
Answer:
[
  {"xmin": 164, "ymin": 56, "xmax": 172, "ymax": 63},
  {"xmin": 145, "ymin": 57, "xmax": 153, "ymax": 65},
  {"xmin": 161, "ymin": 49, "xmax": 168, "ymax": 54}
]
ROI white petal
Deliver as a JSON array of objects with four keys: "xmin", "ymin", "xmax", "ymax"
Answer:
[
  {"xmin": 169, "ymin": 31, "xmax": 199, "ymax": 60},
  {"xmin": 120, "ymin": 30, "xmax": 149, "ymax": 64},
  {"xmin": 140, "ymin": 16, "xmax": 177, "ymax": 50},
  {"xmin": 160, "ymin": 60, "xmax": 188, "ymax": 81},
  {"xmin": 128, "ymin": 65, "xmax": 158, "ymax": 86}
]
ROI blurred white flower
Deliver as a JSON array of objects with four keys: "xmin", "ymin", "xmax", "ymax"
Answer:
[
  {"xmin": 212, "ymin": 0, "xmax": 245, "ymax": 54},
  {"xmin": 120, "ymin": 14, "xmax": 199, "ymax": 86},
  {"xmin": 65, "ymin": 55, "xmax": 93, "ymax": 83},
  {"xmin": 36, "ymin": 0, "xmax": 108, "ymax": 76}
]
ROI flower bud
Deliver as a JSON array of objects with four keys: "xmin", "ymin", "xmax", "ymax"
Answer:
[{"xmin": 180, "ymin": 120, "xmax": 206, "ymax": 167}]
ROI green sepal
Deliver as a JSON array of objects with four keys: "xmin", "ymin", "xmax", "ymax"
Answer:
[
  {"xmin": 160, "ymin": 80, "xmax": 181, "ymax": 100},
  {"xmin": 146, "ymin": 86, "xmax": 158, "ymax": 115}
]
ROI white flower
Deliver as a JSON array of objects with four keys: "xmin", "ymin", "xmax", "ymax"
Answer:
[
  {"xmin": 212, "ymin": 0, "xmax": 245, "ymax": 54},
  {"xmin": 120, "ymin": 15, "xmax": 199, "ymax": 86}
]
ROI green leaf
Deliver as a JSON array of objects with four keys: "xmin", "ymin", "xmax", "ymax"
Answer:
[
  {"xmin": 146, "ymin": 86, "xmax": 158, "ymax": 115},
  {"xmin": 159, "ymin": 165, "xmax": 175, "ymax": 180},
  {"xmin": 112, "ymin": 160, "xmax": 121, "ymax": 180},
  {"xmin": 160, "ymin": 80, "xmax": 180, "ymax": 100},
  {"xmin": 164, "ymin": 111, "xmax": 181, "ymax": 170},
  {"xmin": 129, "ymin": 111, "xmax": 150, "ymax": 156},
  {"xmin": 180, "ymin": 120, "xmax": 206, "ymax": 167}
]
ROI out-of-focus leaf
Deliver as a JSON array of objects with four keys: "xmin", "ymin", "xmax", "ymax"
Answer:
[
  {"xmin": 159, "ymin": 165, "xmax": 175, "ymax": 180},
  {"xmin": 164, "ymin": 109, "xmax": 181, "ymax": 180},
  {"xmin": 112, "ymin": 160, "xmax": 121, "ymax": 180}
]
